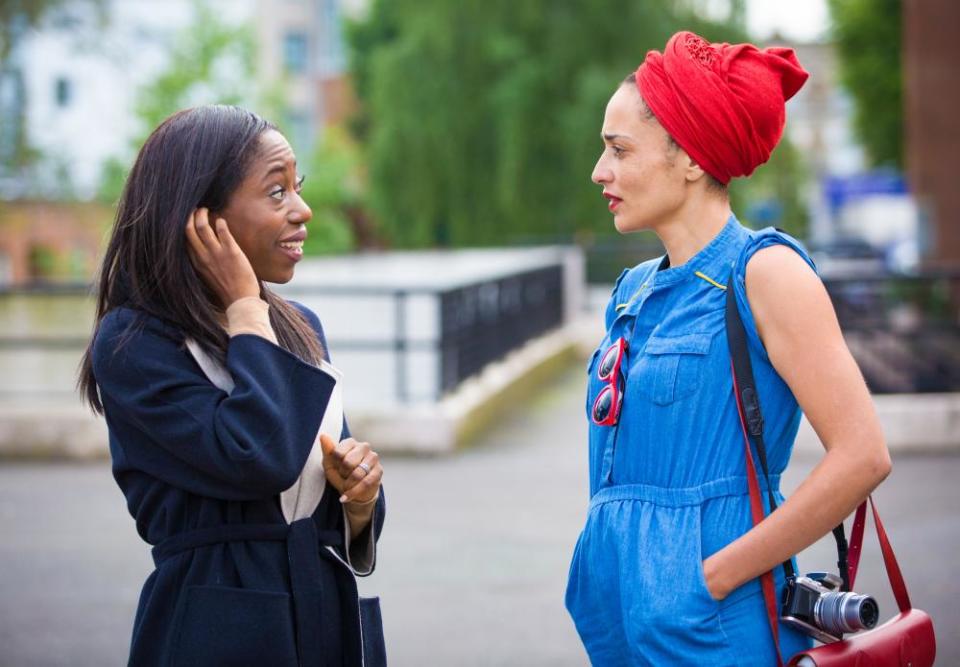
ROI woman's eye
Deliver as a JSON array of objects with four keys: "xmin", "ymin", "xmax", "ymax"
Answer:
[
  {"xmin": 269, "ymin": 175, "xmax": 305, "ymax": 201},
  {"xmin": 612, "ymin": 146, "xmax": 625, "ymax": 157}
]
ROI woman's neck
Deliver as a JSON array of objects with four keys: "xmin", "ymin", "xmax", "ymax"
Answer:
[{"xmin": 656, "ymin": 194, "xmax": 732, "ymax": 269}]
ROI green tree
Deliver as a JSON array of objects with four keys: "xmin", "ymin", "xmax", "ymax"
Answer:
[
  {"xmin": 97, "ymin": 1, "xmax": 256, "ymax": 203},
  {"xmin": 347, "ymin": 0, "xmax": 766, "ymax": 248},
  {"xmin": 828, "ymin": 0, "xmax": 903, "ymax": 168},
  {"xmin": 299, "ymin": 126, "xmax": 366, "ymax": 255},
  {"xmin": 96, "ymin": 2, "xmax": 358, "ymax": 255},
  {"xmin": 0, "ymin": 0, "xmax": 104, "ymax": 62}
]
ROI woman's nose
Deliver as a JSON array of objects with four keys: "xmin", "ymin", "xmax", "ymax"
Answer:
[
  {"xmin": 290, "ymin": 194, "xmax": 313, "ymax": 225},
  {"xmin": 592, "ymin": 158, "xmax": 612, "ymax": 185}
]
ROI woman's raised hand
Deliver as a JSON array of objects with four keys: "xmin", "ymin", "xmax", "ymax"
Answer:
[
  {"xmin": 319, "ymin": 434, "xmax": 383, "ymax": 505},
  {"xmin": 185, "ymin": 207, "xmax": 260, "ymax": 308}
]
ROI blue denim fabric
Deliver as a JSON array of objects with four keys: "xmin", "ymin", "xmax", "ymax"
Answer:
[{"xmin": 566, "ymin": 216, "xmax": 816, "ymax": 665}]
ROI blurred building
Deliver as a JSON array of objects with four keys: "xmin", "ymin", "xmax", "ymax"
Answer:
[
  {"xmin": 0, "ymin": 1, "xmax": 233, "ymax": 201},
  {"xmin": 255, "ymin": 0, "xmax": 368, "ymax": 156},
  {"xmin": 904, "ymin": 0, "xmax": 960, "ymax": 266},
  {"xmin": 775, "ymin": 37, "xmax": 867, "ymax": 246},
  {"xmin": 0, "ymin": 0, "xmax": 362, "ymax": 286},
  {"xmin": 784, "ymin": 39, "xmax": 866, "ymax": 179}
]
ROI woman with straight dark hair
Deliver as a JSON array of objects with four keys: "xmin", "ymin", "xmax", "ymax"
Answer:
[{"xmin": 79, "ymin": 105, "xmax": 386, "ymax": 666}]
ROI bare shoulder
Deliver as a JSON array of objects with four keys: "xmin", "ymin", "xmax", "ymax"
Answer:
[
  {"xmin": 744, "ymin": 244, "xmax": 837, "ymax": 344},
  {"xmin": 745, "ymin": 244, "xmax": 818, "ymax": 291}
]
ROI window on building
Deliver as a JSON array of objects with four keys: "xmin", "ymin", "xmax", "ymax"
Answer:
[
  {"xmin": 0, "ymin": 69, "xmax": 26, "ymax": 168},
  {"xmin": 54, "ymin": 77, "xmax": 72, "ymax": 108},
  {"xmin": 318, "ymin": 0, "xmax": 345, "ymax": 74},
  {"xmin": 283, "ymin": 32, "xmax": 309, "ymax": 74}
]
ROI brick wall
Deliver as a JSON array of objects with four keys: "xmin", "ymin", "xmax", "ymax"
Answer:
[
  {"xmin": 904, "ymin": 0, "xmax": 960, "ymax": 265},
  {"xmin": 0, "ymin": 201, "xmax": 112, "ymax": 286}
]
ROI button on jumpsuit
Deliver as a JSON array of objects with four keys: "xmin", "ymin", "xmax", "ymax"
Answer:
[{"xmin": 566, "ymin": 216, "xmax": 816, "ymax": 665}]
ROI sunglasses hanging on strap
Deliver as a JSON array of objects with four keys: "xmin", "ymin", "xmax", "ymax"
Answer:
[{"xmin": 725, "ymin": 268, "xmax": 935, "ymax": 667}]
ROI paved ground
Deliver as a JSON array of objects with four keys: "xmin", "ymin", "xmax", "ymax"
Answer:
[{"xmin": 1, "ymin": 362, "xmax": 957, "ymax": 666}]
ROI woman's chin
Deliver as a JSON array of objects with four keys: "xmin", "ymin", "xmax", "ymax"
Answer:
[
  {"xmin": 259, "ymin": 268, "xmax": 295, "ymax": 285},
  {"xmin": 614, "ymin": 212, "xmax": 657, "ymax": 235},
  {"xmin": 614, "ymin": 215, "xmax": 639, "ymax": 234}
]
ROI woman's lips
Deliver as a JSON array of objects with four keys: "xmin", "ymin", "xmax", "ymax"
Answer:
[
  {"xmin": 278, "ymin": 240, "xmax": 304, "ymax": 262},
  {"xmin": 603, "ymin": 193, "xmax": 623, "ymax": 212}
]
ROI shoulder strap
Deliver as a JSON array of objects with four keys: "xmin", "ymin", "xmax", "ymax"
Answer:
[
  {"xmin": 725, "ymin": 279, "xmax": 788, "ymax": 666},
  {"xmin": 725, "ymin": 272, "xmax": 855, "ymax": 587},
  {"xmin": 725, "ymin": 269, "xmax": 855, "ymax": 666},
  {"xmin": 848, "ymin": 496, "xmax": 913, "ymax": 612},
  {"xmin": 725, "ymin": 276, "xmax": 797, "ymax": 579}
]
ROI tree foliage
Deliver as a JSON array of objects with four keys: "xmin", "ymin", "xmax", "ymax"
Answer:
[
  {"xmin": 97, "ymin": 2, "xmax": 256, "ymax": 203},
  {"xmin": 96, "ymin": 2, "xmax": 358, "ymax": 254},
  {"xmin": 346, "ymin": 0, "xmax": 812, "ymax": 248},
  {"xmin": 299, "ymin": 127, "xmax": 366, "ymax": 255},
  {"xmin": 828, "ymin": 0, "xmax": 903, "ymax": 169},
  {"xmin": 0, "ymin": 0, "xmax": 104, "ymax": 62}
]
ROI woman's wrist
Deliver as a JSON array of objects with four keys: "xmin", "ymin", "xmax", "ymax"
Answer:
[
  {"xmin": 343, "ymin": 492, "xmax": 378, "ymax": 538},
  {"xmin": 703, "ymin": 553, "xmax": 733, "ymax": 601},
  {"xmin": 225, "ymin": 297, "xmax": 276, "ymax": 343},
  {"xmin": 344, "ymin": 491, "xmax": 378, "ymax": 514}
]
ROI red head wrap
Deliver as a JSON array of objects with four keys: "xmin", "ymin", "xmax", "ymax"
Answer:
[{"xmin": 635, "ymin": 31, "xmax": 809, "ymax": 184}]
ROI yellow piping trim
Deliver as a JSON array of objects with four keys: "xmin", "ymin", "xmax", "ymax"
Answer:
[
  {"xmin": 695, "ymin": 271, "xmax": 727, "ymax": 290},
  {"xmin": 614, "ymin": 280, "xmax": 648, "ymax": 311}
]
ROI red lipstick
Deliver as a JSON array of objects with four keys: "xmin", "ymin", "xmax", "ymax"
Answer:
[{"xmin": 603, "ymin": 192, "xmax": 622, "ymax": 212}]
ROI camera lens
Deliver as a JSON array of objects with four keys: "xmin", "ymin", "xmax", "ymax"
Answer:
[
  {"xmin": 858, "ymin": 597, "xmax": 879, "ymax": 628},
  {"xmin": 814, "ymin": 592, "xmax": 879, "ymax": 635}
]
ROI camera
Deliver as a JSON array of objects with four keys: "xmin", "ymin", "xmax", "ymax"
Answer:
[{"xmin": 781, "ymin": 572, "xmax": 880, "ymax": 643}]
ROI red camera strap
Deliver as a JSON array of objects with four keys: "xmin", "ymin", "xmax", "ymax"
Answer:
[
  {"xmin": 734, "ymin": 374, "xmax": 914, "ymax": 666},
  {"xmin": 847, "ymin": 496, "xmax": 912, "ymax": 613},
  {"xmin": 732, "ymin": 360, "xmax": 784, "ymax": 667}
]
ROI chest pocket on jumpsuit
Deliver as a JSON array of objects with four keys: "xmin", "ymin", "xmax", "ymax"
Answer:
[{"xmin": 634, "ymin": 332, "xmax": 715, "ymax": 405}]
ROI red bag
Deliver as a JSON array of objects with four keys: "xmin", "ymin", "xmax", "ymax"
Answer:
[{"xmin": 784, "ymin": 497, "xmax": 936, "ymax": 667}]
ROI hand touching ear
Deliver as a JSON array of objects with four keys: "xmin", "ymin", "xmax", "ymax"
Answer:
[{"xmin": 185, "ymin": 207, "xmax": 260, "ymax": 307}]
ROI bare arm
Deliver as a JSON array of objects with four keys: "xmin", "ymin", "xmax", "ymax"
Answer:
[{"xmin": 703, "ymin": 244, "xmax": 892, "ymax": 600}]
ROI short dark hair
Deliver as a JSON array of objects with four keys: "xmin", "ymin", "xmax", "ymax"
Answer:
[{"xmin": 622, "ymin": 73, "xmax": 727, "ymax": 194}]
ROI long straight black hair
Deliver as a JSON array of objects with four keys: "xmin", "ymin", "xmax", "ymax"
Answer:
[{"xmin": 78, "ymin": 105, "xmax": 323, "ymax": 414}]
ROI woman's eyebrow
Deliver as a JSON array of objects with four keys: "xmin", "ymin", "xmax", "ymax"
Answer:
[
  {"xmin": 602, "ymin": 133, "xmax": 630, "ymax": 142},
  {"xmin": 261, "ymin": 160, "xmax": 297, "ymax": 181}
]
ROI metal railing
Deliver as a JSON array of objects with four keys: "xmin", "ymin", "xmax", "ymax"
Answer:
[
  {"xmin": 581, "ymin": 236, "xmax": 960, "ymax": 393},
  {"xmin": 822, "ymin": 271, "xmax": 960, "ymax": 394},
  {"xmin": 0, "ymin": 265, "xmax": 567, "ymax": 404},
  {"xmin": 439, "ymin": 266, "xmax": 564, "ymax": 393}
]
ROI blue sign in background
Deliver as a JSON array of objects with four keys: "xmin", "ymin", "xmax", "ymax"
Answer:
[{"xmin": 823, "ymin": 168, "xmax": 909, "ymax": 212}]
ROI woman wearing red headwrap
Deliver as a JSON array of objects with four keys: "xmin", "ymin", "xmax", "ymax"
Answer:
[{"xmin": 565, "ymin": 31, "xmax": 891, "ymax": 665}]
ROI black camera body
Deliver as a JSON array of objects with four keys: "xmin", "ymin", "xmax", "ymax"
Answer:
[{"xmin": 781, "ymin": 572, "xmax": 880, "ymax": 643}]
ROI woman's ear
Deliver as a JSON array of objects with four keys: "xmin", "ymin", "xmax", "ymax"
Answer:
[{"xmin": 679, "ymin": 149, "xmax": 708, "ymax": 184}]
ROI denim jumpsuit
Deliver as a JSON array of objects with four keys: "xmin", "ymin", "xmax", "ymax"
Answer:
[{"xmin": 566, "ymin": 216, "xmax": 816, "ymax": 666}]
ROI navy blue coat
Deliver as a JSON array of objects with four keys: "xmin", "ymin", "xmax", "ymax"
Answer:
[{"xmin": 92, "ymin": 302, "xmax": 386, "ymax": 667}]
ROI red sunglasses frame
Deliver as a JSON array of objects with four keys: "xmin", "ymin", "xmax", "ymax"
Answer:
[{"xmin": 592, "ymin": 337, "xmax": 627, "ymax": 426}]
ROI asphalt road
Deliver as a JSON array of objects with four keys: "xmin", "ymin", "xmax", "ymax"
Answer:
[{"xmin": 1, "ymin": 363, "xmax": 956, "ymax": 666}]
